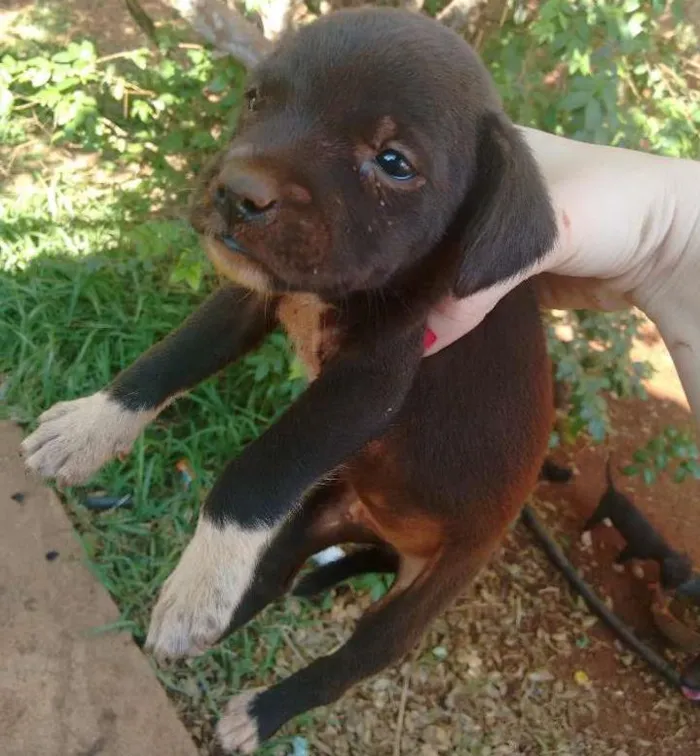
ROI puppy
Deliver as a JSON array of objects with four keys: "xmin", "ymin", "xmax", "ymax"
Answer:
[
  {"xmin": 584, "ymin": 458, "xmax": 693, "ymax": 591},
  {"xmin": 22, "ymin": 9, "xmax": 556, "ymax": 752}
]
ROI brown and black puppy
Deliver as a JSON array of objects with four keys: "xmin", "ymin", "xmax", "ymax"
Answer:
[
  {"xmin": 22, "ymin": 8, "xmax": 556, "ymax": 752},
  {"xmin": 583, "ymin": 458, "xmax": 693, "ymax": 591}
]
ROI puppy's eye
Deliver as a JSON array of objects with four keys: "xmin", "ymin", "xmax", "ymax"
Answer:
[
  {"xmin": 375, "ymin": 149, "xmax": 416, "ymax": 181},
  {"xmin": 245, "ymin": 87, "xmax": 259, "ymax": 112}
]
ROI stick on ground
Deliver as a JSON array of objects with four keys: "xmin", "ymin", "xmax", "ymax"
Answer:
[{"xmin": 521, "ymin": 504, "xmax": 682, "ymax": 690}]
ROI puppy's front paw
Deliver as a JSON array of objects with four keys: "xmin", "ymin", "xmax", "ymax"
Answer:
[
  {"xmin": 145, "ymin": 518, "xmax": 275, "ymax": 660},
  {"xmin": 21, "ymin": 391, "xmax": 154, "ymax": 485},
  {"xmin": 217, "ymin": 687, "xmax": 292, "ymax": 754},
  {"xmin": 216, "ymin": 690, "xmax": 264, "ymax": 754}
]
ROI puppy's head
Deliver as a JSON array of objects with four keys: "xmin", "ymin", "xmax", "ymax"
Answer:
[{"xmin": 191, "ymin": 8, "xmax": 556, "ymax": 299}]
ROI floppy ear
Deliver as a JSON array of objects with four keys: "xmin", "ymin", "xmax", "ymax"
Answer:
[{"xmin": 453, "ymin": 113, "xmax": 557, "ymax": 298}]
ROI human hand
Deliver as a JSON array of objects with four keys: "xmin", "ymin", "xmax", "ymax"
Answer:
[{"xmin": 426, "ymin": 127, "xmax": 700, "ymax": 428}]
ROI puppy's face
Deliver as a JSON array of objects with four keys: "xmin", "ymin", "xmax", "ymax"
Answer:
[{"xmin": 191, "ymin": 8, "xmax": 555, "ymax": 298}]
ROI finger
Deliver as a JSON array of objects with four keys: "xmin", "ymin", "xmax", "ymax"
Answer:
[
  {"xmin": 425, "ymin": 274, "xmax": 535, "ymax": 356},
  {"xmin": 424, "ymin": 302, "xmax": 483, "ymax": 356}
]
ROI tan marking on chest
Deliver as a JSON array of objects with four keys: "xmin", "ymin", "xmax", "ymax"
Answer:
[{"xmin": 277, "ymin": 293, "xmax": 341, "ymax": 381}]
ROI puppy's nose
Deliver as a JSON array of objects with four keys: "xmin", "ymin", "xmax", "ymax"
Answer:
[{"xmin": 214, "ymin": 172, "xmax": 278, "ymax": 223}]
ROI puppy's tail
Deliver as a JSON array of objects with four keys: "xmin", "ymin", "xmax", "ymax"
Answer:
[
  {"xmin": 293, "ymin": 547, "xmax": 398, "ymax": 598},
  {"xmin": 605, "ymin": 454, "xmax": 615, "ymax": 490}
]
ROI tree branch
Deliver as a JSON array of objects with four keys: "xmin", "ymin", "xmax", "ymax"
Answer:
[
  {"xmin": 162, "ymin": 0, "xmax": 506, "ymax": 72},
  {"xmin": 437, "ymin": 0, "xmax": 484, "ymax": 29},
  {"xmin": 124, "ymin": 0, "xmax": 161, "ymax": 46},
  {"xmin": 255, "ymin": 0, "xmax": 298, "ymax": 40},
  {"xmin": 163, "ymin": 0, "xmax": 271, "ymax": 68}
]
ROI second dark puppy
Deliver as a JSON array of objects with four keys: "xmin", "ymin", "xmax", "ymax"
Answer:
[
  {"xmin": 22, "ymin": 9, "xmax": 556, "ymax": 752},
  {"xmin": 584, "ymin": 458, "xmax": 692, "ymax": 591}
]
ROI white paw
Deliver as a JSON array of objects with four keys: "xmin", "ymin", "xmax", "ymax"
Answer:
[
  {"xmin": 20, "ymin": 391, "xmax": 154, "ymax": 485},
  {"xmin": 217, "ymin": 690, "xmax": 263, "ymax": 754},
  {"xmin": 145, "ymin": 518, "xmax": 276, "ymax": 660}
]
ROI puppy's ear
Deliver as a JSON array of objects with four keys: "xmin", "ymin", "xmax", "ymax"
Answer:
[{"xmin": 453, "ymin": 113, "xmax": 557, "ymax": 298}]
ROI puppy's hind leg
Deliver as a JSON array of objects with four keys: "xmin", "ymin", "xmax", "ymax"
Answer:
[
  {"xmin": 292, "ymin": 546, "xmax": 399, "ymax": 598},
  {"xmin": 216, "ymin": 540, "xmax": 494, "ymax": 753}
]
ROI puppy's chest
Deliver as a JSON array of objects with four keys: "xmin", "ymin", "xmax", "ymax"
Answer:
[{"xmin": 276, "ymin": 294, "xmax": 341, "ymax": 382}]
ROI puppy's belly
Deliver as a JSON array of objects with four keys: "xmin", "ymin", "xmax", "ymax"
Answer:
[{"xmin": 276, "ymin": 293, "xmax": 340, "ymax": 381}]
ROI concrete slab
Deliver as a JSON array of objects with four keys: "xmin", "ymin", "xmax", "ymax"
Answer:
[{"xmin": 0, "ymin": 422, "xmax": 199, "ymax": 756}]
